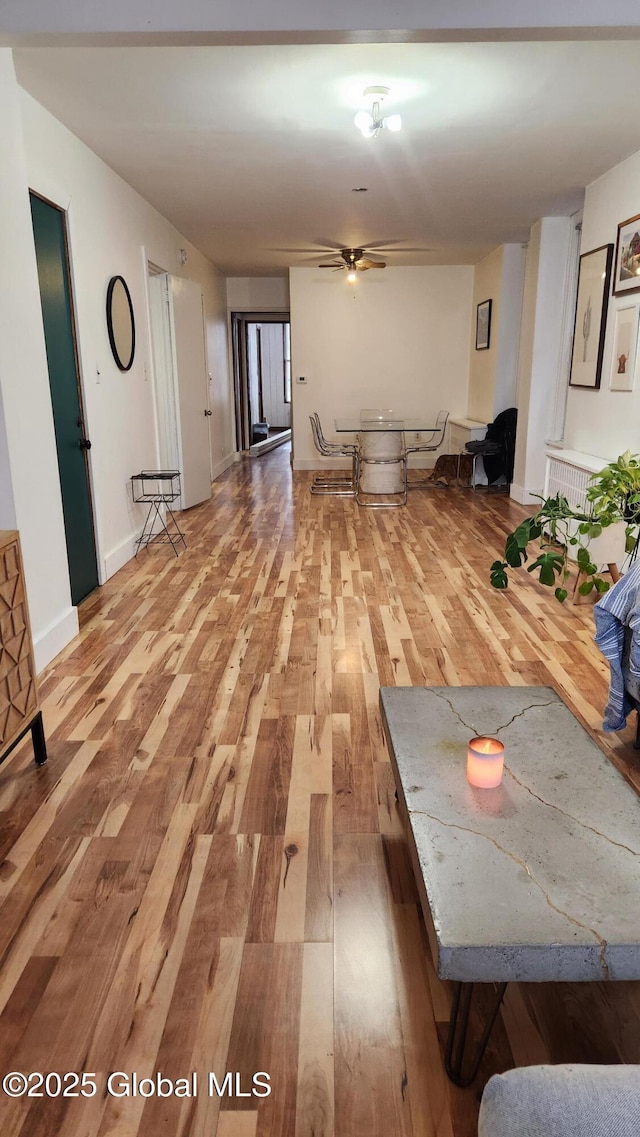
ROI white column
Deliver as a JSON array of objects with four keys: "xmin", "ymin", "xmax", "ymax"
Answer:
[{"xmin": 511, "ymin": 216, "xmax": 573, "ymax": 504}]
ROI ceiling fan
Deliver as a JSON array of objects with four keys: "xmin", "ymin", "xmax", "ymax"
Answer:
[{"xmin": 318, "ymin": 248, "xmax": 386, "ymax": 273}]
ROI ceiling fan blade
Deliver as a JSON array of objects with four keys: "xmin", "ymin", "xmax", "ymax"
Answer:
[
  {"xmin": 380, "ymin": 247, "xmax": 434, "ymax": 253},
  {"xmin": 356, "ymin": 241, "xmax": 435, "ymax": 253},
  {"xmin": 358, "ymin": 238, "xmax": 406, "ymax": 250},
  {"xmin": 271, "ymin": 247, "xmax": 335, "ymax": 254},
  {"xmin": 359, "ymin": 258, "xmax": 386, "ymax": 269},
  {"xmin": 313, "ymin": 238, "xmax": 349, "ymax": 251},
  {"xmin": 318, "ymin": 262, "xmax": 344, "ymax": 269}
]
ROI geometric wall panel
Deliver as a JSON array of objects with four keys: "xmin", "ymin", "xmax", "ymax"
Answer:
[{"xmin": 0, "ymin": 532, "xmax": 39, "ymax": 752}]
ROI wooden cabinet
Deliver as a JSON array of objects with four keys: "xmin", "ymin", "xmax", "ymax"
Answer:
[{"xmin": 0, "ymin": 531, "xmax": 47, "ymax": 767}]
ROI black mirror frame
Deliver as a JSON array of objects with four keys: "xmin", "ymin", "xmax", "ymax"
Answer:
[{"xmin": 106, "ymin": 275, "xmax": 136, "ymax": 371}]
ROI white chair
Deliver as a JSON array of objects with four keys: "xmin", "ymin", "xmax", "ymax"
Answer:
[
  {"xmin": 359, "ymin": 408, "xmax": 400, "ymax": 424},
  {"xmin": 356, "ymin": 430, "xmax": 408, "ymax": 507},
  {"xmin": 404, "ymin": 410, "xmax": 449, "ymax": 491}
]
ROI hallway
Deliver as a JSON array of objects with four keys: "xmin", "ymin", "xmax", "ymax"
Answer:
[{"xmin": 1, "ymin": 447, "xmax": 639, "ymax": 1137}]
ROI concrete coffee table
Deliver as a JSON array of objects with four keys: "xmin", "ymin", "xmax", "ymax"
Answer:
[{"xmin": 379, "ymin": 685, "xmax": 640, "ymax": 1085}]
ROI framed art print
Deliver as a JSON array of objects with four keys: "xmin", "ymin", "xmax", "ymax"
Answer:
[
  {"xmin": 613, "ymin": 214, "xmax": 640, "ymax": 296},
  {"xmin": 569, "ymin": 243, "xmax": 613, "ymax": 389},
  {"xmin": 475, "ymin": 299, "xmax": 492, "ymax": 350},
  {"xmin": 609, "ymin": 304, "xmax": 639, "ymax": 391}
]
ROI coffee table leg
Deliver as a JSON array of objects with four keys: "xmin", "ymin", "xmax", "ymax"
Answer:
[
  {"xmin": 31, "ymin": 711, "xmax": 48, "ymax": 766},
  {"xmin": 444, "ymin": 981, "xmax": 508, "ymax": 1087}
]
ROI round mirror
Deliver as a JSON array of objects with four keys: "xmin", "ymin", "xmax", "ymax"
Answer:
[{"xmin": 106, "ymin": 275, "xmax": 135, "ymax": 371}]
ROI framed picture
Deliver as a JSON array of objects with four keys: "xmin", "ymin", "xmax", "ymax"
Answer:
[
  {"xmin": 569, "ymin": 243, "xmax": 613, "ymax": 389},
  {"xmin": 609, "ymin": 304, "xmax": 640, "ymax": 391},
  {"xmin": 475, "ymin": 299, "xmax": 492, "ymax": 350},
  {"xmin": 613, "ymin": 214, "xmax": 640, "ymax": 296}
]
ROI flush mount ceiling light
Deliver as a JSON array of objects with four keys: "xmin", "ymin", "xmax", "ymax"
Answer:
[{"xmin": 354, "ymin": 86, "xmax": 402, "ymax": 139}]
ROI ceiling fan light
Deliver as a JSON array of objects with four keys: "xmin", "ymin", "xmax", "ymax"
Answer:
[
  {"xmin": 347, "ymin": 270, "xmax": 358, "ymax": 283},
  {"xmin": 384, "ymin": 114, "xmax": 402, "ymax": 132},
  {"xmin": 354, "ymin": 110, "xmax": 374, "ymax": 137}
]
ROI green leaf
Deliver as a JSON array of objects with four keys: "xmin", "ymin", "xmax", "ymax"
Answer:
[
  {"xmin": 526, "ymin": 551, "xmax": 564, "ymax": 587},
  {"xmin": 539, "ymin": 561, "xmax": 558, "ymax": 586},
  {"xmin": 578, "ymin": 580, "xmax": 594, "ymax": 596},
  {"xmin": 505, "ymin": 533, "xmax": 528, "ymax": 568},
  {"xmin": 554, "ymin": 587, "xmax": 568, "ymax": 603},
  {"xmin": 490, "ymin": 563, "xmax": 509, "ymax": 590},
  {"xmin": 594, "ymin": 578, "xmax": 610, "ymax": 593},
  {"xmin": 576, "ymin": 547, "xmax": 591, "ymax": 567},
  {"xmin": 512, "ymin": 521, "xmax": 533, "ymax": 548}
]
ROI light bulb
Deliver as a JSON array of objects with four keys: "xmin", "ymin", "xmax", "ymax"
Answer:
[
  {"xmin": 347, "ymin": 271, "xmax": 357, "ymax": 284},
  {"xmin": 384, "ymin": 114, "xmax": 402, "ymax": 132},
  {"xmin": 354, "ymin": 110, "xmax": 375, "ymax": 138}
]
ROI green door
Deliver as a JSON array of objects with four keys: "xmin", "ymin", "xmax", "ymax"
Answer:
[{"xmin": 30, "ymin": 193, "xmax": 99, "ymax": 605}]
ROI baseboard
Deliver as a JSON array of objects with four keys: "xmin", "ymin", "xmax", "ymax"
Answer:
[
  {"xmin": 293, "ymin": 458, "xmax": 352, "ymax": 471},
  {"xmin": 510, "ymin": 483, "xmax": 540, "ymax": 506},
  {"xmin": 34, "ymin": 605, "xmax": 79, "ymax": 673},
  {"xmin": 104, "ymin": 531, "xmax": 140, "ymax": 580},
  {"xmin": 212, "ymin": 452, "xmax": 238, "ymax": 480}
]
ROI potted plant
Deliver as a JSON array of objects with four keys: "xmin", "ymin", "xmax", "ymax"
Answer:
[{"xmin": 490, "ymin": 451, "xmax": 640, "ymax": 602}]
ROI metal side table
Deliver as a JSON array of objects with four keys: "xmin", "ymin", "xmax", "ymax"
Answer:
[{"xmin": 131, "ymin": 470, "xmax": 187, "ymax": 556}]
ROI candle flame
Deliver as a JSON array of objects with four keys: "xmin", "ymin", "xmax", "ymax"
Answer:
[
  {"xmin": 467, "ymin": 736, "xmax": 504, "ymax": 788},
  {"xmin": 468, "ymin": 736, "xmax": 504, "ymax": 755}
]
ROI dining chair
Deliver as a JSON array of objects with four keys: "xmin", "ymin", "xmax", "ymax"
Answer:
[
  {"xmin": 359, "ymin": 408, "xmax": 398, "ymax": 423},
  {"xmin": 404, "ymin": 410, "xmax": 450, "ymax": 491},
  {"xmin": 309, "ymin": 414, "xmax": 359, "ymax": 496},
  {"xmin": 356, "ymin": 429, "xmax": 408, "ymax": 507}
]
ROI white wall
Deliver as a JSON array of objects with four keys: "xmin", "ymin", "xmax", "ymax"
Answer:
[
  {"xmin": 289, "ymin": 266, "xmax": 474, "ymax": 467},
  {"xmin": 468, "ymin": 243, "xmax": 526, "ymax": 424},
  {"xmin": 19, "ymin": 88, "xmax": 233, "ymax": 590},
  {"xmin": 494, "ymin": 243, "xmax": 527, "ymax": 415},
  {"xmin": 0, "ymin": 55, "xmax": 233, "ymax": 671},
  {"xmin": 0, "ymin": 51, "xmax": 76, "ymax": 669},
  {"xmin": 564, "ymin": 148, "xmax": 640, "ymax": 460},
  {"xmin": 226, "ymin": 277, "xmax": 289, "ymax": 312},
  {"xmin": 468, "ymin": 246, "xmax": 504, "ymax": 423}
]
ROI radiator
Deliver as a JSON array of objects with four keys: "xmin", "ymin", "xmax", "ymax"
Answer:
[
  {"xmin": 545, "ymin": 457, "xmax": 592, "ymax": 511},
  {"xmin": 544, "ymin": 450, "xmax": 609, "ymax": 514}
]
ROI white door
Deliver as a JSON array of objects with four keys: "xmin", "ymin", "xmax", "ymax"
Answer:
[{"xmin": 168, "ymin": 276, "xmax": 212, "ymax": 508}]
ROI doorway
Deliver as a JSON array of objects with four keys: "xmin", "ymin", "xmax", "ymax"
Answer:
[
  {"xmin": 29, "ymin": 192, "xmax": 99, "ymax": 606},
  {"xmin": 147, "ymin": 267, "xmax": 212, "ymax": 509},
  {"xmin": 231, "ymin": 312, "xmax": 291, "ymax": 452}
]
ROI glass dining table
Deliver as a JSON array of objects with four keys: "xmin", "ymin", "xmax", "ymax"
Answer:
[
  {"xmin": 334, "ymin": 417, "xmax": 437, "ymax": 433},
  {"xmin": 334, "ymin": 416, "xmax": 439, "ymax": 503}
]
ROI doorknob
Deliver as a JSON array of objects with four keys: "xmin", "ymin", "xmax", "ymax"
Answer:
[
  {"xmin": 204, "ymin": 409, "xmax": 212, "ymax": 416},
  {"xmin": 79, "ymin": 438, "xmax": 92, "ymax": 450}
]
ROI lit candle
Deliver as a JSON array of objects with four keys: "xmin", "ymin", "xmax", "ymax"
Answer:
[{"xmin": 466, "ymin": 736, "xmax": 504, "ymax": 788}]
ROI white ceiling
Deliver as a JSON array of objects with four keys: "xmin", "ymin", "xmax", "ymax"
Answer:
[{"xmin": 13, "ymin": 40, "xmax": 640, "ymax": 275}]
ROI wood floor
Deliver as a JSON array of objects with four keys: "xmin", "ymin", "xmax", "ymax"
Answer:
[{"xmin": 1, "ymin": 444, "xmax": 640, "ymax": 1137}]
